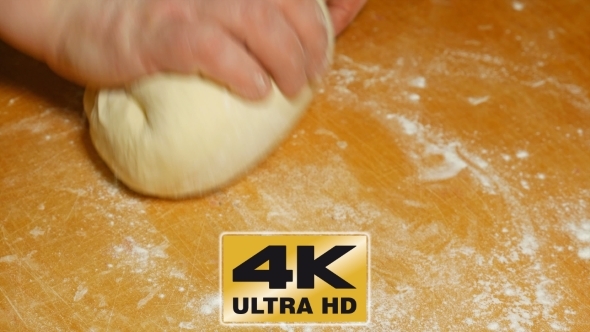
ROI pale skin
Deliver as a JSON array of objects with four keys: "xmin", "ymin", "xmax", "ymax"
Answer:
[{"xmin": 0, "ymin": 0, "xmax": 367, "ymax": 99}]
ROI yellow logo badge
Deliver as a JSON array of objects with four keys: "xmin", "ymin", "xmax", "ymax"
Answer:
[{"xmin": 220, "ymin": 233, "xmax": 369, "ymax": 324}]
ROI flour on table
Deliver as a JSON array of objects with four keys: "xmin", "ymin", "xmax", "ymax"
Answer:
[
  {"xmin": 73, "ymin": 284, "xmax": 88, "ymax": 302},
  {"xmin": 308, "ymin": 49, "xmax": 587, "ymax": 330},
  {"xmin": 409, "ymin": 76, "xmax": 427, "ymax": 88},
  {"xmin": 567, "ymin": 220, "xmax": 590, "ymax": 260},
  {"xmin": 6, "ymin": 96, "xmax": 20, "ymax": 106},
  {"xmin": 468, "ymin": 96, "xmax": 490, "ymax": 105},
  {"xmin": 3, "ymin": 4, "xmax": 590, "ymax": 329},
  {"xmin": 29, "ymin": 227, "xmax": 45, "ymax": 238},
  {"xmin": 0, "ymin": 255, "xmax": 18, "ymax": 264},
  {"xmin": 512, "ymin": 1, "xmax": 525, "ymax": 11},
  {"xmin": 384, "ymin": 113, "xmax": 468, "ymax": 182},
  {"xmin": 136, "ymin": 286, "xmax": 161, "ymax": 309},
  {"xmin": 516, "ymin": 150, "xmax": 529, "ymax": 159},
  {"xmin": 178, "ymin": 321, "xmax": 197, "ymax": 330}
]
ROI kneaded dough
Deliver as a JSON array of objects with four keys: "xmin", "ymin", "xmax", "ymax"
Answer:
[{"xmin": 84, "ymin": 0, "xmax": 334, "ymax": 198}]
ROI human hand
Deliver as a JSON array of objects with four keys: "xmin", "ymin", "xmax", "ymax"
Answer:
[
  {"xmin": 49, "ymin": 0, "xmax": 332, "ymax": 99},
  {"xmin": 0, "ymin": 0, "xmax": 366, "ymax": 100},
  {"xmin": 327, "ymin": 0, "xmax": 368, "ymax": 36}
]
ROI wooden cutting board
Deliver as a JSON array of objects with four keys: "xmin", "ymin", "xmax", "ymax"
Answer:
[{"xmin": 2, "ymin": 0, "xmax": 590, "ymax": 330}]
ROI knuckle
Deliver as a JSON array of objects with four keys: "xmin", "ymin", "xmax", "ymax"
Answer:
[
  {"xmin": 245, "ymin": 0, "xmax": 283, "ymax": 31},
  {"xmin": 194, "ymin": 27, "xmax": 229, "ymax": 66}
]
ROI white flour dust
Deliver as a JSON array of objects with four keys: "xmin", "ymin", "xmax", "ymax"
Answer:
[
  {"xmin": 512, "ymin": 1, "xmax": 525, "ymax": 11},
  {"xmin": 387, "ymin": 114, "xmax": 468, "ymax": 182},
  {"xmin": 0, "ymin": 99, "xmax": 205, "ymax": 330},
  {"xmin": 3, "ymin": 7, "xmax": 590, "ymax": 329},
  {"xmin": 567, "ymin": 220, "xmax": 590, "ymax": 260},
  {"xmin": 73, "ymin": 284, "xmax": 88, "ymax": 302},
  {"xmin": 301, "ymin": 46, "xmax": 589, "ymax": 329},
  {"xmin": 468, "ymin": 96, "xmax": 490, "ymax": 105}
]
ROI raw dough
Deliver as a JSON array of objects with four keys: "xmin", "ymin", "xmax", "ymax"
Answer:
[{"xmin": 84, "ymin": 0, "xmax": 334, "ymax": 199}]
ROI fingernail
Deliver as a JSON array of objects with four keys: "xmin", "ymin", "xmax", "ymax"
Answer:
[
  {"xmin": 235, "ymin": 73, "xmax": 270, "ymax": 100},
  {"xmin": 253, "ymin": 72, "xmax": 271, "ymax": 97}
]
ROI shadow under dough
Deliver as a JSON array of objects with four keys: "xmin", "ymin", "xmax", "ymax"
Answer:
[{"xmin": 0, "ymin": 40, "xmax": 141, "ymax": 197}]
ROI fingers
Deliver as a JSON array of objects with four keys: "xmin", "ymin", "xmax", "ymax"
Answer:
[
  {"xmin": 140, "ymin": 0, "xmax": 333, "ymax": 100},
  {"xmin": 213, "ymin": 0, "xmax": 306, "ymax": 98},
  {"xmin": 202, "ymin": 0, "xmax": 329, "ymax": 98},
  {"xmin": 275, "ymin": 0, "xmax": 331, "ymax": 83},
  {"xmin": 143, "ymin": 20, "xmax": 272, "ymax": 99},
  {"xmin": 41, "ymin": 0, "xmax": 345, "ymax": 98},
  {"xmin": 327, "ymin": 0, "xmax": 367, "ymax": 36}
]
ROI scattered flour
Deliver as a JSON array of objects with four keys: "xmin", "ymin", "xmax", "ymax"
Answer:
[
  {"xmin": 519, "ymin": 233, "xmax": 539, "ymax": 255},
  {"xmin": 516, "ymin": 150, "xmax": 529, "ymax": 159},
  {"xmin": 3, "ymin": 5, "xmax": 590, "ymax": 330},
  {"xmin": 409, "ymin": 76, "xmax": 427, "ymax": 88},
  {"xmin": 468, "ymin": 96, "xmax": 490, "ymax": 105},
  {"xmin": 567, "ymin": 220, "xmax": 590, "ymax": 260},
  {"xmin": 391, "ymin": 114, "xmax": 419, "ymax": 135},
  {"xmin": 383, "ymin": 113, "xmax": 468, "ymax": 182},
  {"xmin": 137, "ymin": 286, "xmax": 161, "ymax": 309},
  {"xmin": 112, "ymin": 236, "xmax": 169, "ymax": 274},
  {"xmin": 314, "ymin": 128, "xmax": 339, "ymax": 140},
  {"xmin": 314, "ymin": 51, "xmax": 584, "ymax": 330},
  {"xmin": 169, "ymin": 268, "xmax": 188, "ymax": 280},
  {"xmin": 73, "ymin": 284, "xmax": 88, "ymax": 302},
  {"xmin": 199, "ymin": 294, "xmax": 221, "ymax": 315},
  {"xmin": 7, "ymin": 96, "xmax": 20, "ymax": 106},
  {"xmin": 337, "ymin": 141, "xmax": 348, "ymax": 149},
  {"xmin": 512, "ymin": 1, "xmax": 525, "ymax": 11},
  {"xmin": 578, "ymin": 248, "xmax": 590, "ymax": 260},
  {"xmin": 408, "ymin": 93, "xmax": 421, "ymax": 102},
  {"xmin": 178, "ymin": 321, "xmax": 197, "ymax": 330},
  {"xmin": 29, "ymin": 227, "xmax": 45, "ymax": 238},
  {"xmin": 0, "ymin": 255, "xmax": 18, "ymax": 264},
  {"xmin": 487, "ymin": 321, "xmax": 500, "ymax": 330}
]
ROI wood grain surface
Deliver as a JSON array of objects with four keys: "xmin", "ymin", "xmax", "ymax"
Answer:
[{"xmin": 2, "ymin": 0, "xmax": 590, "ymax": 330}]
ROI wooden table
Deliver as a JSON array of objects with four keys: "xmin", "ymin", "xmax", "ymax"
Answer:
[{"xmin": 2, "ymin": 0, "xmax": 590, "ymax": 330}]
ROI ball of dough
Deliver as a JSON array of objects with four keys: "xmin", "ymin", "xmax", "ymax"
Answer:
[{"xmin": 84, "ymin": 0, "xmax": 334, "ymax": 199}]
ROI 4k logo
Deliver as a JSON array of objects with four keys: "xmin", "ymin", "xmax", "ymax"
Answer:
[{"xmin": 220, "ymin": 233, "xmax": 369, "ymax": 324}]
